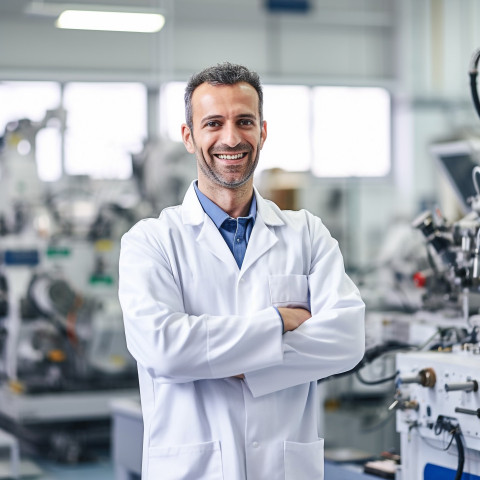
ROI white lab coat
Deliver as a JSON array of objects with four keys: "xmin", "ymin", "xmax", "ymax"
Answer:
[{"xmin": 118, "ymin": 182, "xmax": 365, "ymax": 480}]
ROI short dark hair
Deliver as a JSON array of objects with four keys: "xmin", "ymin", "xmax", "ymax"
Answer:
[{"xmin": 184, "ymin": 62, "xmax": 263, "ymax": 131}]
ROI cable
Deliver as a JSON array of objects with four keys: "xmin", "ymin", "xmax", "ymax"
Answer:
[
  {"xmin": 453, "ymin": 429, "xmax": 465, "ymax": 480},
  {"xmin": 355, "ymin": 369, "xmax": 399, "ymax": 385},
  {"xmin": 433, "ymin": 417, "xmax": 465, "ymax": 480},
  {"xmin": 319, "ymin": 340, "xmax": 415, "ymax": 383},
  {"xmin": 473, "ymin": 166, "xmax": 480, "ymax": 198},
  {"xmin": 469, "ymin": 47, "xmax": 480, "ymax": 119},
  {"xmin": 417, "ymin": 330, "xmax": 441, "ymax": 351},
  {"xmin": 413, "ymin": 420, "xmax": 464, "ymax": 480}
]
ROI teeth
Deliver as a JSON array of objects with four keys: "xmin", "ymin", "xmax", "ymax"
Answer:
[{"xmin": 217, "ymin": 153, "xmax": 244, "ymax": 160}]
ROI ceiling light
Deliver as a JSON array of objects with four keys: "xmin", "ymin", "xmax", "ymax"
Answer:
[
  {"xmin": 55, "ymin": 9, "xmax": 165, "ymax": 33},
  {"xmin": 24, "ymin": 2, "xmax": 165, "ymax": 33}
]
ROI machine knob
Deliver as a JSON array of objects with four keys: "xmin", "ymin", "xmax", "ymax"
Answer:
[
  {"xmin": 455, "ymin": 407, "xmax": 480, "ymax": 418},
  {"xmin": 445, "ymin": 380, "xmax": 478, "ymax": 393},
  {"xmin": 400, "ymin": 368, "xmax": 437, "ymax": 388},
  {"xmin": 388, "ymin": 398, "xmax": 419, "ymax": 411}
]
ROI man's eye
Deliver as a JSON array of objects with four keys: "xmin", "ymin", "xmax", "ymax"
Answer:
[
  {"xmin": 206, "ymin": 121, "xmax": 220, "ymax": 127},
  {"xmin": 239, "ymin": 119, "xmax": 253, "ymax": 126}
]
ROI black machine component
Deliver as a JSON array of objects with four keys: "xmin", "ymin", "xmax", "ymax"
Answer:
[
  {"xmin": 0, "ymin": 272, "xmax": 8, "ymax": 318},
  {"xmin": 469, "ymin": 48, "xmax": 480, "ymax": 120}
]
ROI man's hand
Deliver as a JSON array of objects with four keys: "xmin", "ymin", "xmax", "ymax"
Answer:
[
  {"xmin": 231, "ymin": 308, "xmax": 311, "ymax": 380},
  {"xmin": 278, "ymin": 307, "xmax": 311, "ymax": 333}
]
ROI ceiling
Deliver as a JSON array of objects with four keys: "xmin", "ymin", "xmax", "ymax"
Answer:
[{"xmin": 0, "ymin": 0, "xmax": 276, "ymax": 27}]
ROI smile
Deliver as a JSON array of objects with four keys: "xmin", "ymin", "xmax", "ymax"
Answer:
[{"xmin": 215, "ymin": 153, "xmax": 247, "ymax": 160}]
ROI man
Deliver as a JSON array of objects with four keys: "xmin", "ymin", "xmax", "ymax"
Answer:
[{"xmin": 118, "ymin": 62, "xmax": 365, "ymax": 480}]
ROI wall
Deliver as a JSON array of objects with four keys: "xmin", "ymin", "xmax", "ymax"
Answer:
[
  {"xmin": 0, "ymin": 0, "xmax": 396, "ymax": 82},
  {"xmin": 2, "ymin": 0, "xmax": 480, "ymax": 267}
]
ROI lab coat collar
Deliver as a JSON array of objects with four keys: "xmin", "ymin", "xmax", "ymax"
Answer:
[
  {"xmin": 181, "ymin": 181, "xmax": 284, "ymax": 272},
  {"xmin": 181, "ymin": 180, "xmax": 285, "ymax": 227}
]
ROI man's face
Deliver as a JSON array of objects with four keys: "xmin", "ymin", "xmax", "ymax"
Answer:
[{"xmin": 182, "ymin": 82, "xmax": 267, "ymax": 191}]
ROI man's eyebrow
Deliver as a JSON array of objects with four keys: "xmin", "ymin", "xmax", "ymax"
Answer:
[
  {"xmin": 237, "ymin": 113, "xmax": 256, "ymax": 120},
  {"xmin": 201, "ymin": 114, "xmax": 224, "ymax": 123},
  {"xmin": 200, "ymin": 113, "xmax": 257, "ymax": 123}
]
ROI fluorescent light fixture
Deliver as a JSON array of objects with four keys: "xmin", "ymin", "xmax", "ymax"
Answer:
[{"xmin": 55, "ymin": 9, "xmax": 165, "ymax": 33}]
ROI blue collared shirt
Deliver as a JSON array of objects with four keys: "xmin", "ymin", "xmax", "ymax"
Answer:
[{"xmin": 194, "ymin": 182, "xmax": 256, "ymax": 269}]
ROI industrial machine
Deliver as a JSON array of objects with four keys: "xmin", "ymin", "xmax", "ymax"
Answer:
[
  {"xmin": 386, "ymin": 48, "xmax": 480, "ymax": 480},
  {"xmin": 395, "ymin": 350, "xmax": 480, "ymax": 480},
  {"xmin": 0, "ymin": 112, "xmax": 140, "ymax": 461}
]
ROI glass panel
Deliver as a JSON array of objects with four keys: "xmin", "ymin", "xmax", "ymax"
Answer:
[
  {"xmin": 258, "ymin": 85, "xmax": 311, "ymax": 174},
  {"xmin": 0, "ymin": 81, "xmax": 60, "ymax": 130},
  {"xmin": 159, "ymin": 82, "xmax": 391, "ymax": 178},
  {"xmin": 312, "ymin": 87, "xmax": 391, "ymax": 177},
  {"xmin": 160, "ymin": 82, "xmax": 311, "ymax": 174},
  {"xmin": 63, "ymin": 82, "xmax": 147, "ymax": 179},
  {"xmin": 0, "ymin": 81, "xmax": 61, "ymax": 181},
  {"xmin": 160, "ymin": 81, "xmax": 187, "ymax": 142},
  {"xmin": 36, "ymin": 127, "xmax": 62, "ymax": 182}
]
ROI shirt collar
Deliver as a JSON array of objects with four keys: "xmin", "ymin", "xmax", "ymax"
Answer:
[{"xmin": 193, "ymin": 181, "xmax": 257, "ymax": 228}]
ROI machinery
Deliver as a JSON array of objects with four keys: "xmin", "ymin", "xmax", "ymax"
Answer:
[
  {"xmin": 386, "ymin": 48, "xmax": 480, "ymax": 480},
  {"xmin": 0, "ymin": 112, "xmax": 140, "ymax": 461},
  {"xmin": 395, "ymin": 350, "xmax": 480, "ymax": 479},
  {"xmin": 412, "ymin": 166, "xmax": 480, "ymax": 321}
]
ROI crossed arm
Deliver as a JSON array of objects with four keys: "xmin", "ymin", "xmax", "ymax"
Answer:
[
  {"xmin": 234, "ymin": 306, "xmax": 311, "ymax": 379},
  {"xmin": 279, "ymin": 307, "xmax": 312, "ymax": 332},
  {"xmin": 119, "ymin": 219, "xmax": 365, "ymax": 397}
]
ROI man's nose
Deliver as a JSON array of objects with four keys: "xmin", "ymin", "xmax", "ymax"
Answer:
[{"xmin": 222, "ymin": 123, "xmax": 241, "ymax": 147}]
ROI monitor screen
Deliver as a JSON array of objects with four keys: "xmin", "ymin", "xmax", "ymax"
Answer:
[{"xmin": 430, "ymin": 141, "xmax": 480, "ymax": 213}]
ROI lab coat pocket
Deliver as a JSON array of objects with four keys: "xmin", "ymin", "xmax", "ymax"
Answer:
[
  {"xmin": 147, "ymin": 440, "xmax": 224, "ymax": 480},
  {"xmin": 269, "ymin": 274, "xmax": 310, "ymax": 309},
  {"xmin": 284, "ymin": 439, "xmax": 324, "ymax": 480}
]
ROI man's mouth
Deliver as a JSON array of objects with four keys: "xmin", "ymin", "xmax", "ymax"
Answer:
[{"xmin": 214, "ymin": 153, "xmax": 247, "ymax": 160}]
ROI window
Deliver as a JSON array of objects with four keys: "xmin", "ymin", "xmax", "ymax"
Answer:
[
  {"xmin": 159, "ymin": 81, "xmax": 186, "ymax": 142},
  {"xmin": 36, "ymin": 127, "xmax": 62, "ymax": 182},
  {"xmin": 0, "ymin": 81, "xmax": 62, "ymax": 181},
  {"xmin": 312, "ymin": 86, "xmax": 391, "ymax": 177},
  {"xmin": 158, "ymin": 82, "xmax": 312, "ymax": 175},
  {"xmin": 159, "ymin": 82, "xmax": 391, "ymax": 178},
  {"xmin": 63, "ymin": 82, "xmax": 147, "ymax": 179},
  {"xmin": 0, "ymin": 81, "xmax": 61, "ymax": 130},
  {"xmin": 257, "ymin": 85, "xmax": 311, "ymax": 174}
]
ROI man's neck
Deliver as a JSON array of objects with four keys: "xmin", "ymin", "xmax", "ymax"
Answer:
[{"xmin": 197, "ymin": 180, "xmax": 254, "ymax": 218}]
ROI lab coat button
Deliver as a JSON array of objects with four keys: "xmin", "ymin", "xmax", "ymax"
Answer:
[{"xmin": 252, "ymin": 441, "xmax": 259, "ymax": 448}]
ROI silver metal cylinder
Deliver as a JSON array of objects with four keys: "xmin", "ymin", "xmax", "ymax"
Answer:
[
  {"xmin": 445, "ymin": 380, "xmax": 478, "ymax": 392},
  {"xmin": 400, "ymin": 375, "xmax": 421, "ymax": 385},
  {"xmin": 473, "ymin": 250, "xmax": 480, "ymax": 279}
]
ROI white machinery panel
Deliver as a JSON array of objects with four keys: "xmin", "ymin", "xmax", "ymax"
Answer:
[{"xmin": 396, "ymin": 350, "xmax": 480, "ymax": 479}]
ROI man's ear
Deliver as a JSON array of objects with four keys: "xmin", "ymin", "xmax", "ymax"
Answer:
[
  {"xmin": 260, "ymin": 120, "xmax": 267, "ymax": 150},
  {"xmin": 181, "ymin": 124, "xmax": 196, "ymax": 154}
]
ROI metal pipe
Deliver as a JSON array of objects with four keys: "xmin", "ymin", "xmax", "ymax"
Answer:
[
  {"xmin": 455, "ymin": 407, "xmax": 480, "ymax": 418},
  {"xmin": 445, "ymin": 380, "xmax": 478, "ymax": 393}
]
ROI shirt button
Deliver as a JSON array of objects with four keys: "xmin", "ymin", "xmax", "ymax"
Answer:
[
  {"xmin": 236, "ymin": 238, "xmax": 241, "ymax": 243},
  {"xmin": 252, "ymin": 441, "xmax": 259, "ymax": 448}
]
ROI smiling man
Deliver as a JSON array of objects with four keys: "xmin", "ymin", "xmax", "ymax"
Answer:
[{"xmin": 118, "ymin": 62, "xmax": 365, "ymax": 480}]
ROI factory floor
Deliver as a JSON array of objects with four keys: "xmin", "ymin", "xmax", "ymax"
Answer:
[
  {"xmin": 0, "ymin": 454, "xmax": 116, "ymax": 480},
  {"xmin": 1, "ymin": 460, "xmax": 378, "ymax": 480},
  {"xmin": 0, "ymin": 456, "xmax": 382, "ymax": 480},
  {"xmin": 34, "ymin": 457, "xmax": 115, "ymax": 480}
]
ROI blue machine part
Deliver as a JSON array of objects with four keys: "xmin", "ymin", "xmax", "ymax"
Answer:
[
  {"xmin": 3, "ymin": 249, "xmax": 40, "ymax": 266},
  {"xmin": 425, "ymin": 463, "xmax": 480, "ymax": 479}
]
